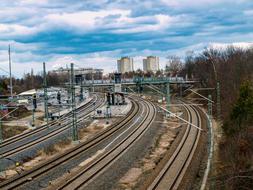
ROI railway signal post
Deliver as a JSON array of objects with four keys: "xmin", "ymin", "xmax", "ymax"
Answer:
[
  {"xmin": 70, "ymin": 63, "xmax": 78, "ymax": 143},
  {"xmin": 57, "ymin": 91, "xmax": 61, "ymax": 123},
  {"xmin": 32, "ymin": 94, "xmax": 37, "ymax": 127},
  {"xmin": 166, "ymin": 82, "xmax": 171, "ymax": 117},
  {"xmin": 43, "ymin": 62, "xmax": 49, "ymax": 127},
  {"xmin": 80, "ymin": 75, "xmax": 84, "ymax": 101}
]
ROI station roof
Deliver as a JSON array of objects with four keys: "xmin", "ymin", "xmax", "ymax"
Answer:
[{"xmin": 19, "ymin": 89, "xmax": 36, "ymax": 96}]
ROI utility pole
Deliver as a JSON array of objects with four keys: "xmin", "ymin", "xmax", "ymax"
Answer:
[
  {"xmin": 208, "ymin": 95, "xmax": 212, "ymax": 127},
  {"xmin": 106, "ymin": 103, "xmax": 111, "ymax": 124},
  {"xmin": 180, "ymin": 83, "xmax": 183, "ymax": 97},
  {"xmin": 216, "ymin": 81, "xmax": 221, "ymax": 121},
  {"xmin": 210, "ymin": 57, "xmax": 221, "ymax": 121},
  {"xmin": 8, "ymin": 45, "xmax": 13, "ymax": 99},
  {"xmin": 93, "ymin": 102, "xmax": 96, "ymax": 118},
  {"xmin": 0, "ymin": 117, "xmax": 2, "ymax": 176},
  {"xmin": 43, "ymin": 62, "xmax": 49, "ymax": 127},
  {"xmin": 208, "ymin": 94, "xmax": 215, "ymax": 190},
  {"xmin": 80, "ymin": 75, "xmax": 84, "ymax": 101},
  {"xmin": 32, "ymin": 104, "xmax": 35, "ymax": 127},
  {"xmin": 32, "ymin": 107, "xmax": 35, "ymax": 127},
  {"xmin": 105, "ymin": 88, "xmax": 112, "ymax": 124},
  {"xmin": 67, "ymin": 69, "xmax": 71, "ymax": 108},
  {"xmin": 0, "ymin": 117, "xmax": 2, "ymax": 145},
  {"xmin": 166, "ymin": 82, "xmax": 170, "ymax": 117},
  {"xmin": 57, "ymin": 90, "xmax": 61, "ymax": 123},
  {"xmin": 92, "ymin": 70, "xmax": 94, "ymax": 93},
  {"xmin": 32, "ymin": 94, "xmax": 37, "ymax": 127},
  {"xmin": 136, "ymin": 77, "xmax": 142, "ymax": 95},
  {"xmin": 70, "ymin": 63, "xmax": 78, "ymax": 142}
]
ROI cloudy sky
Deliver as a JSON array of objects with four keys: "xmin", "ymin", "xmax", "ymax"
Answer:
[{"xmin": 0, "ymin": 0, "xmax": 253, "ymax": 77}]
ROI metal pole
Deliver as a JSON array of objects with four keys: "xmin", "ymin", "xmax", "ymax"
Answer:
[
  {"xmin": 8, "ymin": 45, "xmax": 13, "ymax": 99},
  {"xmin": 180, "ymin": 83, "xmax": 183, "ymax": 97},
  {"xmin": 106, "ymin": 90, "xmax": 111, "ymax": 121},
  {"xmin": 209, "ymin": 95, "xmax": 213, "ymax": 117},
  {"xmin": 208, "ymin": 94, "xmax": 215, "ymax": 190},
  {"xmin": 71, "ymin": 63, "xmax": 78, "ymax": 142},
  {"xmin": 0, "ymin": 117, "xmax": 2, "ymax": 144},
  {"xmin": 106, "ymin": 103, "xmax": 110, "ymax": 124},
  {"xmin": 92, "ymin": 70, "xmax": 94, "ymax": 93},
  {"xmin": 43, "ymin": 62, "xmax": 49, "ymax": 127},
  {"xmin": 0, "ymin": 118, "xmax": 3, "ymax": 176},
  {"xmin": 32, "ymin": 106, "xmax": 35, "ymax": 127},
  {"xmin": 216, "ymin": 81, "xmax": 221, "ymax": 121},
  {"xmin": 58, "ymin": 104, "xmax": 60, "ymax": 122},
  {"xmin": 58, "ymin": 90, "xmax": 61, "ymax": 124},
  {"xmin": 166, "ymin": 82, "xmax": 170, "ymax": 117},
  {"xmin": 68, "ymin": 70, "xmax": 71, "ymax": 109},
  {"xmin": 80, "ymin": 76, "xmax": 83, "ymax": 101},
  {"xmin": 208, "ymin": 95, "xmax": 212, "ymax": 128},
  {"xmin": 93, "ymin": 102, "xmax": 96, "ymax": 118},
  {"xmin": 211, "ymin": 59, "xmax": 221, "ymax": 121},
  {"xmin": 201, "ymin": 94, "xmax": 214, "ymax": 190}
]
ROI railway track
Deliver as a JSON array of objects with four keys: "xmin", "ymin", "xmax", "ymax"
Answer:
[
  {"xmin": 48, "ymin": 97, "xmax": 156, "ymax": 190},
  {"xmin": 1, "ymin": 96, "xmax": 94, "ymax": 147},
  {"xmin": 0, "ymin": 98, "xmax": 139, "ymax": 190},
  {"xmin": 147, "ymin": 103, "xmax": 202, "ymax": 190},
  {"xmin": 1, "ymin": 96, "xmax": 201, "ymax": 190},
  {"xmin": 0, "ymin": 94, "xmax": 105, "ymax": 158}
]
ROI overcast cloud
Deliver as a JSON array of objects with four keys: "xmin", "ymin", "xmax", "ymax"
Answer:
[{"xmin": 0, "ymin": 0, "xmax": 253, "ymax": 77}]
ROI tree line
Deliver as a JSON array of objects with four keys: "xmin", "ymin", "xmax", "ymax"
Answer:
[
  {"xmin": 0, "ymin": 71, "xmax": 69, "ymax": 95},
  {"xmin": 181, "ymin": 46, "xmax": 253, "ymax": 189}
]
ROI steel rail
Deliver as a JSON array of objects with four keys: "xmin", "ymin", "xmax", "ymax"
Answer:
[
  {"xmin": 1, "ymin": 95, "xmax": 96, "ymax": 146},
  {"xmin": 147, "ymin": 103, "xmax": 202, "ymax": 190},
  {"xmin": 0, "ymin": 96, "xmax": 105, "ymax": 158},
  {"xmin": 51, "ymin": 98, "xmax": 156, "ymax": 190},
  {"xmin": 0, "ymin": 99, "xmax": 138, "ymax": 190}
]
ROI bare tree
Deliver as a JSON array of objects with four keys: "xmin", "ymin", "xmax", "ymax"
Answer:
[{"xmin": 166, "ymin": 55, "xmax": 183, "ymax": 77}]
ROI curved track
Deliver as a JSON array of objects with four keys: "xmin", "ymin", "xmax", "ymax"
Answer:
[
  {"xmin": 147, "ymin": 103, "xmax": 202, "ymax": 190},
  {"xmin": 48, "ymin": 98, "xmax": 156, "ymax": 190},
  {"xmin": 0, "ymin": 94, "xmax": 105, "ymax": 158},
  {"xmin": 0, "ymin": 98, "xmax": 140, "ymax": 190},
  {"xmin": 1, "ymin": 96, "xmax": 92, "ymax": 146}
]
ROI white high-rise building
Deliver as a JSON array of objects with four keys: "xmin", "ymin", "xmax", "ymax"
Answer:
[
  {"xmin": 117, "ymin": 57, "xmax": 134, "ymax": 73},
  {"xmin": 143, "ymin": 56, "xmax": 159, "ymax": 72}
]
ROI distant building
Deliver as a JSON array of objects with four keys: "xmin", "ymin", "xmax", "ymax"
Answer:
[
  {"xmin": 53, "ymin": 67, "xmax": 103, "ymax": 80},
  {"xmin": 117, "ymin": 57, "xmax": 134, "ymax": 73},
  {"xmin": 143, "ymin": 56, "xmax": 159, "ymax": 72}
]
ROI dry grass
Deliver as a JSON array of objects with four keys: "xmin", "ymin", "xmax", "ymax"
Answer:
[
  {"xmin": 78, "ymin": 120, "xmax": 105, "ymax": 141},
  {"xmin": 2, "ymin": 125, "xmax": 28, "ymax": 139},
  {"xmin": 38, "ymin": 138, "xmax": 72, "ymax": 156},
  {"xmin": 214, "ymin": 127, "xmax": 253, "ymax": 190}
]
